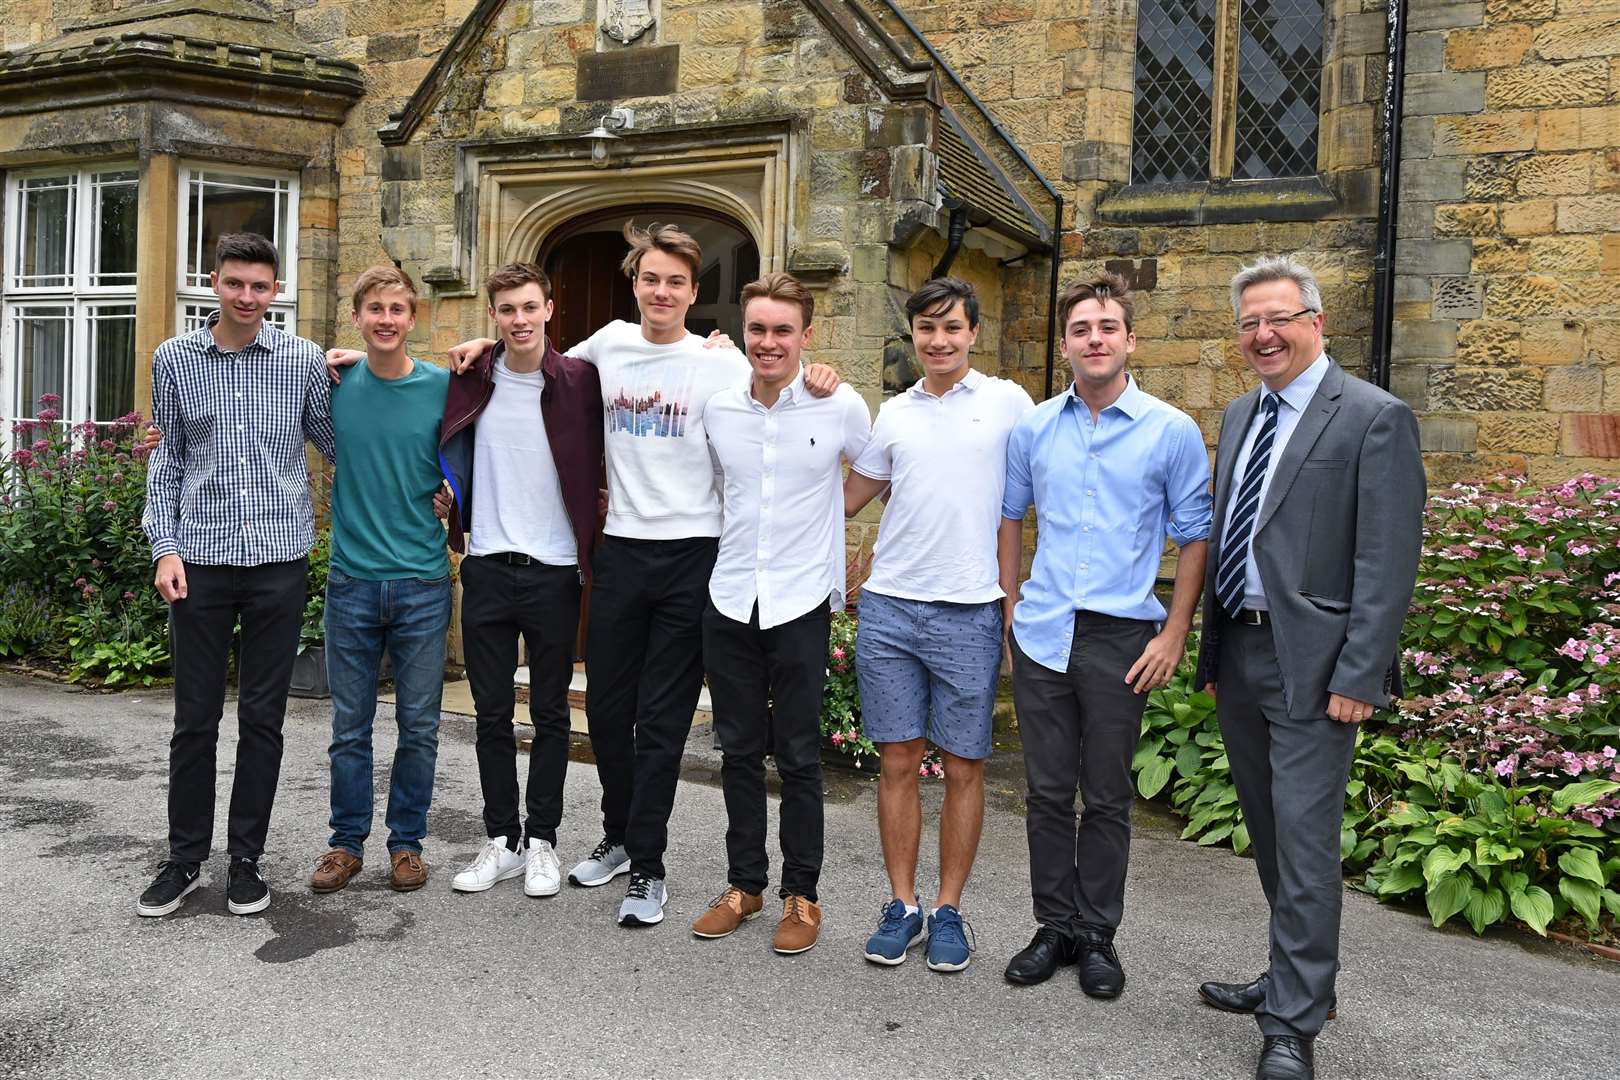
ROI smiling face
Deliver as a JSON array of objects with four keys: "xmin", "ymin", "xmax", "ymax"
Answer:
[
  {"xmin": 352, "ymin": 284, "xmax": 417, "ymax": 356},
  {"xmin": 632, "ymin": 248, "xmax": 699, "ymax": 340},
  {"xmin": 489, "ymin": 281, "xmax": 553, "ymax": 360},
  {"xmin": 743, "ymin": 295, "xmax": 811, "ymax": 390},
  {"xmin": 1062, "ymin": 296, "xmax": 1135, "ymax": 392},
  {"xmin": 211, "ymin": 259, "xmax": 279, "ymax": 333},
  {"xmin": 1236, "ymin": 277, "xmax": 1325, "ymax": 390},
  {"xmin": 910, "ymin": 299, "xmax": 979, "ymax": 384}
]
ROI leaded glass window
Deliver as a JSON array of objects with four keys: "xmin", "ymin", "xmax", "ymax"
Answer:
[
  {"xmin": 175, "ymin": 166, "xmax": 298, "ymax": 337},
  {"xmin": 1132, "ymin": 0, "xmax": 1217, "ymax": 184},
  {"xmin": 1235, "ymin": 0, "xmax": 1324, "ymax": 179}
]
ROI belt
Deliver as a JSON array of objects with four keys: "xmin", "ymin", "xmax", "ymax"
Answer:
[
  {"xmin": 479, "ymin": 551, "xmax": 534, "ymax": 565},
  {"xmin": 1232, "ymin": 608, "xmax": 1271, "ymax": 626}
]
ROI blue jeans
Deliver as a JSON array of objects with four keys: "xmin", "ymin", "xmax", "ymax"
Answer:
[{"xmin": 325, "ymin": 567, "xmax": 451, "ymax": 856}]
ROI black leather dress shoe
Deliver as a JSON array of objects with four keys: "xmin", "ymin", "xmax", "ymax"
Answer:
[
  {"xmin": 1256, "ymin": 1035, "xmax": 1314, "ymax": 1080},
  {"xmin": 1200, "ymin": 973, "xmax": 1336, "ymax": 1019},
  {"xmin": 1004, "ymin": 925, "xmax": 1076, "ymax": 985},
  {"xmin": 1075, "ymin": 930, "xmax": 1125, "ymax": 998}
]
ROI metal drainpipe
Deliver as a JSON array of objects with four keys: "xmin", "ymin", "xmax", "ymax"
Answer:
[
  {"xmin": 1044, "ymin": 193, "xmax": 1064, "ymax": 401},
  {"xmin": 931, "ymin": 200, "xmax": 970, "ymax": 278},
  {"xmin": 1369, "ymin": 0, "xmax": 1409, "ymax": 391}
]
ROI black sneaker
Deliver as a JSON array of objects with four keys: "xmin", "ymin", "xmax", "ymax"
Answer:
[
  {"xmin": 137, "ymin": 860, "xmax": 202, "ymax": 917},
  {"xmin": 226, "ymin": 856, "xmax": 271, "ymax": 915}
]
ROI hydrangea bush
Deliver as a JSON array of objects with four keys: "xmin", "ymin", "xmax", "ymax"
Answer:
[
  {"xmin": 1136, "ymin": 475, "xmax": 1620, "ymax": 942},
  {"xmin": 0, "ymin": 395, "xmax": 169, "ymax": 684}
]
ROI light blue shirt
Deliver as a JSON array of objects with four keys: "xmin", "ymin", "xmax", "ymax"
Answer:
[
  {"xmin": 1002, "ymin": 375, "xmax": 1213, "ymax": 673},
  {"xmin": 1221, "ymin": 353, "xmax": 1330, "ymax": 611}
]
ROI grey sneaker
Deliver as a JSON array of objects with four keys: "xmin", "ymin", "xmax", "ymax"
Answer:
[
  {"xmin": 617, "ymin": 873, "xmax": 668, "ymax": 926},
  {"xmin": 568, "ymin": 837, "xmax": 630, "ymax": 887}
]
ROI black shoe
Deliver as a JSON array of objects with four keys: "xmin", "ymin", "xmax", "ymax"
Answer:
[
  {"xmin": 226, "ymin": 856, "xmax": 270, "ymax": 915},
  {"xmin": 1201, "ymin": 972, "xmax": 1337, "ymax": 1020},
  {"xmin": 1256, "ymin": 1035, "xmax": 1314, "ymax": 1080},
  {"xmin": 1075, "ymin": 930, "xmax": 1125, "ymax": 998},
  {"xmin": 136, "ymin": 860, "xmax": 202, "ymax": 917},
  {"xmin": 1004, "ymin": 925, "xmax": 1076, "ymax": 985}
]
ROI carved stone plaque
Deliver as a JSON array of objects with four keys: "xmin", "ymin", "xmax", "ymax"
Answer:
[
  {"xmin": 599, "ymin": 0, "xmax": 657, "ymax": 45},
  {"xmin": 577, "ymin": 44, "xmax": 679, "ymax": 102}
]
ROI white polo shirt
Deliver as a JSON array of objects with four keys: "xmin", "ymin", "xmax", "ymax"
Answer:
[
  {"xmin": 705, "ymin": 371, "xmax": 872, "ymax": 629},
  {"xmin": 852, "ymin": 368, "xmax": 1034, "ymax": 604}
]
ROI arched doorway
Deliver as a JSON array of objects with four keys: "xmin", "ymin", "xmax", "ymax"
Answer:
[{"xmin": 538, "ymin": 207, "xmax": 761, "ymax": 352}]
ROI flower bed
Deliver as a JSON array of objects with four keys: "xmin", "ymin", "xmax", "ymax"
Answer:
[{"xmin": 1134, "ymin": 475, "xmax": 1620, "ymax": 942}]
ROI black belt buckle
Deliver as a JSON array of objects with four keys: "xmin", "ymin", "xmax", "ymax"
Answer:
[
  {"xmin": 1236, "ymin": 608, "xmax": 1269, "ymax": 626},
  {"xmin": 494, "ymin": 551, "xmax": 532, "ymax": 566}
]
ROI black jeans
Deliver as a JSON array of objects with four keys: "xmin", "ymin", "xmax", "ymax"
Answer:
[
  {"xmin": 166, "ymin": 557, "xmax": 307, "ymax": 863},
  {"xmin": 460, "ymin": 555, "xmax": 581, "ymax": 847},
  {"xmin": 584, "ymin": 535, "xmax": 716, "ymax": 879},
  {"xmin": 1010, "ymin": 612, "xmax": 1156, "ymax": 936},
  {"xmin": 702, "ymin": 599, "xmax": 831, "ymax": 900}
]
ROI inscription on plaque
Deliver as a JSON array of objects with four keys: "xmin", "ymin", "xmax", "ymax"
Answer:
[{"xmin": 577, "ymin": 44, "xmax": 679, "ymax": 102}]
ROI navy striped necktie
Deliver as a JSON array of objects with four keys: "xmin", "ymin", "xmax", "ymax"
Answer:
[{"xmin": 1216, "ymin": 392, "xmax": 1281, "ymax": 617}]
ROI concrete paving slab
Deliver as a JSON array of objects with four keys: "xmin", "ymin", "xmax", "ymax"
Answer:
[{"xmin": 0, "ymin": 672, "xmax": 1613, "ymax": 1080}]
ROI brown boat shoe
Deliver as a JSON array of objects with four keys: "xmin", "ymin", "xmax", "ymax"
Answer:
[
  {"xmin": 310, "ymin": 848, "xmax": 363, "ymax": 893},
  {"xmin": 390, "ymin": 849, "xmax": 429, "ymax": 892},
  {"xmin": 691, "ymin": 885, "xmax": 764, "ymax": 938},
  {"xmin": 773, "ymin": 894, "xmax": 822, "ymax": 955}
]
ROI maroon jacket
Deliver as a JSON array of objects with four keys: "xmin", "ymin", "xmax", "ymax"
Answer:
[{"xmin": 437, "ymin": 338, "xmax": 604, "ymax": 579}]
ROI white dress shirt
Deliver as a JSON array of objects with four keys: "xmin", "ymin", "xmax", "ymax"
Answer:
[
  {"xmin": 705, "ymin": 371, "xmax": 872, "ymax": 629},
  {"xmin": 1222, "ymin": 353, "xmax": 1330, "ymax": 611}
]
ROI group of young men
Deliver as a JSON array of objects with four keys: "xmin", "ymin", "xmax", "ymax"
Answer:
[{"xmin": 138, "ymin": 221, "xmax": 1422, "ymax": 1080}]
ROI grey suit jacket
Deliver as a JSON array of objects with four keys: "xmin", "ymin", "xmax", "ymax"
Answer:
[{"xmin": 1193, "ymin": 360, "xmax": 1425, "ymax": 719}]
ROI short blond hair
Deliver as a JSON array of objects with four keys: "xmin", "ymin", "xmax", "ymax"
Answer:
[
  {"xmin": 621, "ymin": 220, "xmax": 703, "ymax": 280},
  {"xmin": 351, "ymin": 265, "xmax": 418, "ymax": 313},
  {"xmin": 740, "ymin": 271, "xmax": 814, "ymax": 329}
]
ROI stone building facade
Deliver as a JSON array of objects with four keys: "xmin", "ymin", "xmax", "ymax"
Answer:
[{"xmin": 1, "ymin": 0, "xmax": 1617, "ymax": 503}]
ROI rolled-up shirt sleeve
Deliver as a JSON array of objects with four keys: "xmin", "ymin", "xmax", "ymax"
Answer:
[
  {"xmin": 1165, "ymin": 416, "xmax": 1213, "ymax": 546},
  {"xmin": 1000, "ymin": 414, "xmax": 1035, "ymax": 521}
]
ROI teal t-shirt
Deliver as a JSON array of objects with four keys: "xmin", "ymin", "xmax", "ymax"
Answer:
[{"xmin": 330, "ymin": 357, "xmax": 450, "ymax": 580}]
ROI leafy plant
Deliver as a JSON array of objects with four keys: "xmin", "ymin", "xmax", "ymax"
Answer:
[
  {"xmin": 821, "ymin": 611, "xmax": 875, "ymax": 766},
  {"xmin": 300, "ymin": 528, "xmax": 332, "ymax": 655},
  {"xmin": 70, "ymin": 637, "xmax": 170, "ymax": 688},
  {"xmin": 0, "ymin": 582, "xmax": 63, "ymax": 658}
]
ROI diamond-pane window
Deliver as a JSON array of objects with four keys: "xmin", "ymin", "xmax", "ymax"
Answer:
[
  {"xmin": 1235, "ymin": 0, "xmax": 1324, "ymax": 179},
  {"xmin": 1132, "ymin": 0, "xmax": 1217, "ymax": 184}
]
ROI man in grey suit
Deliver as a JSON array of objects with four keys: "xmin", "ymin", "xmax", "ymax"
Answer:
[{"xmin": 1193, "ymin": 257, "xmax": 1424, "ymax": 1080}]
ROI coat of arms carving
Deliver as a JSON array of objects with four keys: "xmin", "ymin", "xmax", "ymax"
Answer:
[{"xmin": 600, "ymin": 0, "xmax": 656, "ymax": 45}]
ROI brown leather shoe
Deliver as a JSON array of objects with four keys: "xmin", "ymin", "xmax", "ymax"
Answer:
[
  {"xmin": 773, "ymin": 894, "xmax": 822, "ymax": 954},
  {"xmin": 691, "ymin": 885, "xmax": 764, "ymax": 938},
  {"xmin": 310, "ymin": 849, "xmax": 362, "ymax": 893},
  {"xmin": 390, "ymin": 849, "xmax": 429, "ymax": 892}
]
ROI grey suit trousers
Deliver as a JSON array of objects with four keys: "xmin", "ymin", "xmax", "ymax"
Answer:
[{"xmin": 1217, "ymin": 618, "xmax": 1358, "ymax": 1038}]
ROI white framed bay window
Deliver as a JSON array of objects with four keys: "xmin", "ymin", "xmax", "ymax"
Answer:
[
  {"xmin": 176, "ymin": 165, "xmax": 298, "ymax": 335},
  {"xmin": 2, "ymin": 166, "xmax": 139, "ymax": 425}
]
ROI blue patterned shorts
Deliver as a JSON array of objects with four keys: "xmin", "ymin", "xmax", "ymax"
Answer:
[{"xmin": 854, "ymin": 590, "xmax": 1003, "ymax": 760}]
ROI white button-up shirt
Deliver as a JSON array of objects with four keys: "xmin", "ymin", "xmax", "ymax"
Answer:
[
  {"xmin": 1222, "ymin": 352, "xmax": 1330, "ymax": 610},
  {"xmin": 705, "ymin": 371, "xmax": 872, "ymax": 629}
]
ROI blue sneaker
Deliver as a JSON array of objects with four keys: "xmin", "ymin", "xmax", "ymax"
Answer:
[
  {"xmin": 863, "ymin": 897, "xmax": 926, "ymax": 965},
  {"xmin": 926, "ymin": 905, "xmax": 975, "ymax": 972}
]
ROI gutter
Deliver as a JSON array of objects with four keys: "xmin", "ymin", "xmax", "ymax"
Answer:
[
  {"xmin": 1369, "ymin": 0, "xmax": 1409, "ymax": 391},
  {"xmin": 931, "ymin": 199, "xmax": 970, "ymax": 277}
]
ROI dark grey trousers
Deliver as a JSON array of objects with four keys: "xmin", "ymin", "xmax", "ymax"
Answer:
[
  {"xmin": 1010, "ymin": 613, "xmax": 1155, "ymax": 936},
  {"xmin": 1217, "ymin": 618, "xmax": 1358, "ymax": 1038}
]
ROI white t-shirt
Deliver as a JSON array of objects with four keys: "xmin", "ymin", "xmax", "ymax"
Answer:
[
  {"xmin": 851, "ymin": 368, "xmax": 1035, "ymax": 604},
  {"xmin": 468, "ymin": 359, "xmax": 577, "ymax": 565},
  {"xmin": 705, "ymin": 373, "xmax": 872, "ymax": 629},
  {"xmin": 568, "ymin": 320, "xmax": 750, "ymax": 540}
]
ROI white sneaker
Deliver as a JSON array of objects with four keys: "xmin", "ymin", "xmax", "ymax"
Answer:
[
  {"xmin": 451, "ymin": 837, "xmax": 525, "ymax": 893},
  {"xmin": 524, "ymin": 838, "xmax": 561, "ymax": 898}
]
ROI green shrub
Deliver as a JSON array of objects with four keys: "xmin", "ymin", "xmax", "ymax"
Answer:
[
  {"xmin": 1, "ymin": 396, "xmax": 168, "ymax": 681},
  {"xmin": 820, "ymin": 611, "xmax": 875, "ymax": 766},
  {"xmin": 300, "ymin": 528, "xmax": 332, "ymax": 654},
  {"xmin": 0, "ymin": 582, "xmax": 65, "ymax": 658},
  {"xmin": 1135, "ymin": 474, "xmax": 1620, "ymax": 942}
]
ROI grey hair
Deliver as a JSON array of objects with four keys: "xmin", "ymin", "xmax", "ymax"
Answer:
[{"xmin": 1229, "ymin": 256, "xmax": 1323, "ymax": 318}]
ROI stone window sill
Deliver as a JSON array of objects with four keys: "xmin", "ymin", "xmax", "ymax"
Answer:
[{"xmin": 1095, "ymin": 176, "xmax": 1338, "ymax": 226}]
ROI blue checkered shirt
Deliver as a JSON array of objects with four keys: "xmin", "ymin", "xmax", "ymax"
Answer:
[{"xmin": 142, "ymin": 312, "xmax": 336, "ymax": 567}]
